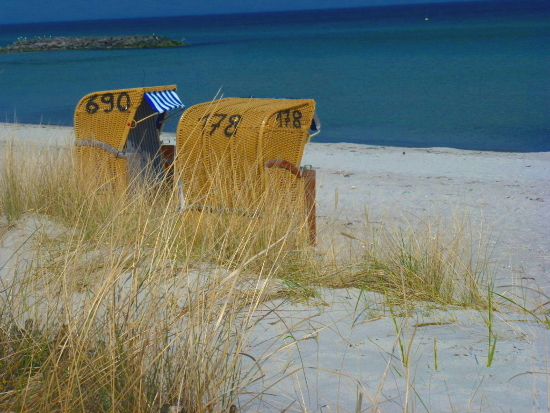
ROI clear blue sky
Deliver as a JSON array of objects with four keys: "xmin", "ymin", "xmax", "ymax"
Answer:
[{"xmin": 0, "ymin": 0, "xmax": 493, "ymax": 25}]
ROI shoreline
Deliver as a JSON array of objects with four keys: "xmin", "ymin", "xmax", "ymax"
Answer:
[{"xmin": 1, "ymin": 121, "xmax": 549, "ymax": 154}]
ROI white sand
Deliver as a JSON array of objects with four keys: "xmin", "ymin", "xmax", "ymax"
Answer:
[
  {"xmin": 0, "ymin": 122, "xmax": 74, "ymax": 146},
  {"xmin": 1, "ymin": 123, "xmax": 549, "ymax": 411},
  {"xmin": 260, "ymin": 142, "xmax": 550, "ymax": 412},
  {"xmin": 246, "ymin": 291, "xmax": 550, "ymax": 412},
  {"xmin": 303, "ymin": 142, "xmax": 550, "ymax": 292}
]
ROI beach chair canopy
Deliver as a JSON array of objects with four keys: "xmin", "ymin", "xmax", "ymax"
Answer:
[
  {"xmin": 174, "ymin": 97, "xmax": 319, "ymax": 241},
  {"xmin": 74, "ymin": 85, "xmax": 184, "ymax": 188}
]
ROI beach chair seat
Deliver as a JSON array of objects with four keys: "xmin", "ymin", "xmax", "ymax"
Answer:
[
  {"xmin": 74, "ymin": 85, "xmax": 184, "ymax": 190},
  {"xmin": 174, "ymin": 97, "xmax": 320, "ymax": 243}
]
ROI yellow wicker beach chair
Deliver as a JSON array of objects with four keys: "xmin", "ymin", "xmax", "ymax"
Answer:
[
  {"xmin": 174, "ymin": 97, "xmax": 320, "ymax": 243},
  {"xmin": 74, "ymin": 85, "xmax": 184, "ymax": 190}
]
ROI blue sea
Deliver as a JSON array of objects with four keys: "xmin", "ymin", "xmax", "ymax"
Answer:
[{"xmin": 0, "ymin": 0, "xmax": 549, "ymax": 151}]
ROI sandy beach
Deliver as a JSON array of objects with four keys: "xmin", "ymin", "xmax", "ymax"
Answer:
[
  {"xmin": 1, "ymin": 122, "xmax": 549, "ymax": 411},
  {"xmin": 3, "ymin": 122, "xmax": 546, "ymax": 290},
  {"xmin": 304, "ymin": 142, "xmax": 550, "ymax": 292}
]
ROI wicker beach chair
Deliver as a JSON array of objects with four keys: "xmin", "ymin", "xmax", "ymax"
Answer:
[
  {"xmin": 74, "ymin": 85, "xmax": 184, "ymax": 190},
  {"xmin": 174, "ymin": 97, "xmax": 320, "ymax": 243}
]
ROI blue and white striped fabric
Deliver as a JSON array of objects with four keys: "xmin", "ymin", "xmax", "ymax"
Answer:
[{"xmin": 144, "ymin": 90, "xmax": 184, "ymax": 113}]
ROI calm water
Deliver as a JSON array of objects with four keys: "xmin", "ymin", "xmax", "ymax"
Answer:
[{"xmin": 0, "ymin": 1, "xmax": 549, "ymax": 151}]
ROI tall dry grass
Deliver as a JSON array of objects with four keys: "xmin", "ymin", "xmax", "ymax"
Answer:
[
  {"xmin": 0, "ymin": 140, "xmax": 311, "ymax": 412},
  {"xmin": 0, "ymin": 137, "xmax": 497, "ymax": 411},
  {"xmin": 259, "ymin": 214, "xmax": 493, "ymax": 310},
  {"xmin": 330, "ymin": 213, "xmax": 493, "ymax": 308}
]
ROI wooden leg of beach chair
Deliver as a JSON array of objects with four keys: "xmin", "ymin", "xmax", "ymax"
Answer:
[
  {"xmin": 264, "ymin": 159, "xmax": 317, "ymax": 245},
  {"xmin": 302, "ymin": 169, "xmax": 316, "ymax": 245}
]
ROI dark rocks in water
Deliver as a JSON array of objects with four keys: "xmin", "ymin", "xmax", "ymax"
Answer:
[{"xmin": 0, "ymin": 35, "xmax": 184, "ymax": 54}]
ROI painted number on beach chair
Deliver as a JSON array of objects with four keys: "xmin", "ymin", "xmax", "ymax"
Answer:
[
  {"xmin": 198, "ymin": 113, "xmax": 242, "ymax": 138},
  {"xmin": 275, "ymin": 110, "xmax": 302, "ymax": 129},
  {"xmin": 85, "ymin": 92, "xmax": 131, "ymax": 114}
]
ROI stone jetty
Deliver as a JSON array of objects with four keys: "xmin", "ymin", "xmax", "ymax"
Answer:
[{"xmin": 0, "ymin": 35, "xmax": 184, "ymax": 54}]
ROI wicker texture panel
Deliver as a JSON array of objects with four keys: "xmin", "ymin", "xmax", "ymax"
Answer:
[
  {"xmin": 175, "ymin": 98, "xmax": 316, "ymax": 208},
  {"xmin": 75, "ymin": 146, "xmax": 128, "ymax": 192},
  {"xmin": 74, "ymin": 85, "xmax": 177, "ymax": 188}
]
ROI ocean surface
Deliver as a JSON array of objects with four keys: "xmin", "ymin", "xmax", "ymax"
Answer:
[{"xmin": 0, "ymin": 0, "xmax": 549, "ymax": 151}]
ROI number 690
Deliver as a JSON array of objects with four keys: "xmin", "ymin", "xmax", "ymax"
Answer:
[{"xmin": 85, "ymin": 92, "xmax": 131, "ymax": 114}]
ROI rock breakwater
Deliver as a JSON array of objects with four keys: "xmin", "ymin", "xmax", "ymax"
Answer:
[{"xmin": 0, "ymin": 35, "xmax": 184, "ymax": 53}]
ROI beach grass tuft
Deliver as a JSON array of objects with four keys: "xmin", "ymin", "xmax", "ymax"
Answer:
[{"xmin": 335, "ymin": 213, "xmax": 493, "ymax": 308}]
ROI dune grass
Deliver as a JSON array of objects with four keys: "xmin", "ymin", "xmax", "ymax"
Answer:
[
  {"xmin": 0, "ymin": 141, "xmax": 313, "ymax": 412},
  {"xmin": 0, "ymin": 138, "xmax": 498, "ymax": 411},
  {"xmin": 317, "ymin": 211, "xmax": 493, "ymax": 310}
]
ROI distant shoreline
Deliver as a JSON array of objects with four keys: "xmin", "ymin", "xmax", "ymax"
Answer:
[
  {"xmin": 0, "ymin": 121, "xmax": 543, "ymax": 154},
  {"xmin": 0, "ymin": 35, "xmax": 184, "ymax": 54}
]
